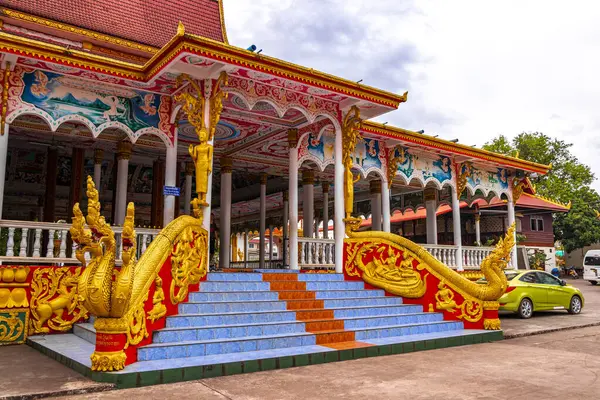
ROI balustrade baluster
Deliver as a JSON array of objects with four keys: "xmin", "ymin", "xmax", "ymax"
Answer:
[
  {"xmin": 59, "ymin": 230, "xmax": 67, "ymax": 258},
  {"xmin": 19, "ymin": 228, "xmax": 29, "ymax": 257},
  {"xmin": 46, "ymin": 229, "xmax": 55, "ymax": 258},
  {"xmin": 142, "ymin": 234, "xmax": 148, "ymax": 253},
  {"xmin": 32, "ymin": 228, "xmax": 42, "ymax": 257},
  {"xmin": 6, "ymin": 227, "xmax": 14, "ymax": 257}
]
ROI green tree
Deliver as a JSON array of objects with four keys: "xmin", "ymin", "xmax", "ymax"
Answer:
[{"xmin": 483, "ymin": 132, "xmax": 600, "ymax": 252}]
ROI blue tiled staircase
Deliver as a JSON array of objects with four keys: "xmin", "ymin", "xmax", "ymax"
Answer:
[{"xmin": 29, "ymin": 271, "xmax": 503, "ymax": 387}]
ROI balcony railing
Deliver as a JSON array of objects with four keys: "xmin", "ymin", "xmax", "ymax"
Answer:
[
  {"xmin": 0, "ymin": 220, "xmax": 161, "ymax": 266},
  {"xmin": 298, "ymin": 237, "xmax": 335, "ymax": 268}
]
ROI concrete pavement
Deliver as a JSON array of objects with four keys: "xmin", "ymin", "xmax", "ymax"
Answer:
[
  {"xmin": 53, "ymin": 326, "xmax": 600, "ymax": 400},
  {"xmin": 501, "ymin": 278, "xmax": 600, "ymax": 338}
]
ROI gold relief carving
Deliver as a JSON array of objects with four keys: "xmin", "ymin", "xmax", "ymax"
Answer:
[
  {"xmin": 344, "ymin": 217, "xmax": 362, "ymax": 235},
  {"xmin": 434, "ymin": 281, "xmax": 483, "ymax": 323},
  {"xmin": 428, "ymin": 304, "xmax": 434, "ymax": 313},
  {"xmin": 0, "ymin": 308, "xmax": 28, "ymax": 344},
  {"xmin": 512, "ymin": 177, "xmax": 526, "ymax": 205},
  {"xmin": 93, "ymin": 317, "xmax": 127, "ymax": 333},
  {"xmin": 287, "ymin": 128, "xmax": 299, "ymax": 148},
  {"xmin": 369, "ymin": 180, "xmax": 382, "ymax": 194},
  {"xmin": 342, "ymin": 106, "xmax": 363, "ymax": 218},
  {"xmin": 0, "ymin": 267, "xmax": 30, "ymax": 308},
  {"xmin": 484, "ymin": 318, "xmax": 501, "ymax": 330},
  {"xmin": 456, "ymin": 162, "xmax": 472, "ymax": 198},
  {"xmin": 209, "ymin": 71, "xmax": 228, "ymax": 141},
  {"xmin": 90, "ymin": 351, "xmax": 127, "ymax": 372},
  {"xmin": 124, "ymin": 299, "xmax": 148, "ymax": 348},
  {"xmin": 170, "ymin": 226, "xmax": 209, "ymax": 305},
  {"xmin": 111, "ymin": 203, "xmax": 136, "ymax": 318},
  {"xmin": 1, "ymin": 62, "xmax": 10, "ymax": 134},
  {"xmin": 29, "ymin": 267, "xmax": 88, "ymax": 334},
  {"xmin": 345, "ymin": 243, "xmax": 427, "ymax": 298},
  {"xmin": 387, "ymin": 146, "xmax": 407, "ymax": 189},
  {"xmin": 435, "ymin": 281, "xmax": 457, "ymax": 310},
  {"xmin": 147, "ymin": 276, "xmax": 167, "ymax": 323}
]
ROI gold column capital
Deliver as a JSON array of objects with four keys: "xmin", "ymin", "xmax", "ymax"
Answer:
[
  {"xmin": 220, "ymin": 157, "xmax": 233, "ymax": 174},
  {"xmin": 474, "ymin": 213, "xmax": 481, "ymax": 222},
  {"xmin": 116, "ymin": 141, "xmax": 132, "ymax": 161},
  {"xmin": 93, "ymin": 148, "xmax": 104, "ymax": 164},
  {"xmin": 424, "ymin": 187, "xmax": 437, "ymax": 202},
  {"xmin": 185, "ymin": 161, "xmax": 194, "ymax": 175},
  {"xmin": 302, "ymin": 170, "xmax": 315, "ymax": 185},
  {"xmin": 260, "ymin": 173, "xmax": 268, "ymax": 185},
  {"xmin": 287, "ymin": 128, "xmax": 299, "ymax": 148},
  {"xmin": 283, "ymin": 191, "xmax": 289, "ymax": 201},
  {"xmin": 369, "ymin": 179, "xmax": 382, "ymax": 194},
  {"xmin": 322, "ymin": 181, "xmax": 330, "ymax": 194}
]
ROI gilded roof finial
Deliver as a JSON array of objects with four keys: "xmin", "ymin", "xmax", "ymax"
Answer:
[{"xmin": 177, "ymin": 21, "xmax": 186, "ymax": 37}]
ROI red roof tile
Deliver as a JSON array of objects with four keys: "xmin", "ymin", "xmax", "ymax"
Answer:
[{"xmin": 2, "ymin": 0, "xmax": 226, "ymax": 47}]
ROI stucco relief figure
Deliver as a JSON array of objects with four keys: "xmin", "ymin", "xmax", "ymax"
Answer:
[
  {"xmin": 140, "ymin": 93, "xmax": 157, "ymax": 116},
  {"xmin": 189, "ymin": 127, "xmax": 213, "ymax": 206}
]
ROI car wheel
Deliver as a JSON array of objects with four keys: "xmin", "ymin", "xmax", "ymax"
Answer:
[
  {"xmin": 518, "ymin": 298, "xmax": 533, "ymax": 319},
  {"xmin": 568, "ymin": 296, "xmax": 582, "ymax": 315},
  {"xmin": 591, "ymin": 281, "xmax": 598, "ymax": 286}
]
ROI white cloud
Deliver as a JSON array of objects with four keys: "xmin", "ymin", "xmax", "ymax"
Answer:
[{"xmin": 223, "ymin": 0, "xmax": 600, "ymax": 189}]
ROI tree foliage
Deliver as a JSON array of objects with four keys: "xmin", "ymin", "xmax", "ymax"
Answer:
[{"xmin": 483, "ymin": 132, "xmax": 600, "ymax": 252}]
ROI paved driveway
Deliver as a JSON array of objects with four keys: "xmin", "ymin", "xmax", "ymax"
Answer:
[{"xmin": 500, "ymin": 278, "xmax": 600, "ymax": 337}]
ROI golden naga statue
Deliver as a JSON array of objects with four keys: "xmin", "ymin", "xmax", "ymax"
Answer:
[
  {"xmin": 71, "ymin": 177, "xmax": 136, "ymax": 318},
  {"xmin": 341, "ymin": 106, "xmax": 362, "ymax": 219},
  {"xmin": 346, "ymin": 224, "xmax": 515, "ymax": 302}
]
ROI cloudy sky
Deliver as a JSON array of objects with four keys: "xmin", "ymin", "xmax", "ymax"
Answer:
[{"xmin": 223, "ymin": 0, "xmax": 600, "ymax": 189}]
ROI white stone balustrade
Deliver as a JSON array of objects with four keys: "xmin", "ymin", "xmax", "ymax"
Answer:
[
  {"xmin": 0, "ymin": 220, "xmax": 160, "ymax": 265},
  {"xmin": 298, "ymin": 237, "xmax": 335, "ymax": 268}
]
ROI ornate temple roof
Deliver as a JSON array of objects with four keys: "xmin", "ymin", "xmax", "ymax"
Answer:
[{"xmin": 0, "ymin": 0, "xmax": 228, "ymax": 47}]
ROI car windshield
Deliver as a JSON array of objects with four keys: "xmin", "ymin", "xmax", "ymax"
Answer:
[{"xmin": 584, "ymin": 256, "xmax": 600, "ymax": 266}]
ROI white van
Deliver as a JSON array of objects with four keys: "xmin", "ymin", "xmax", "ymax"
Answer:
[{"xmin": 583, "ymin": 250, "xmax": 600, "ymax": 285}]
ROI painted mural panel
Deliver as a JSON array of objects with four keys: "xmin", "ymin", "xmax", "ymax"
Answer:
[
  {"xmin": 390, "ymin": 147, "xmax": 453, "ymax": 188},
  {"xmin": 462, "ymin": 163, "xmax": 510, "ymax": 197},
  {"xmin": 8, "ymin": 67, "xmax": 174, "ymax": 143},
  {"xmin": 298, "ymin": 132, "xmax": 386, "ymax": 177}
]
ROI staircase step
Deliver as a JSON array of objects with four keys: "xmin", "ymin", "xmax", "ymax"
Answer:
[
  {"xmin": 154, "ymin": 313, "xmax": 445, "ymax": 343},
  {"xmin": 138, "ymin": 321, "xmax": 463, "ymax": 361},
  {"xmin": 73, "ymin": 323, "xmax": 96, "ymax": 344}
]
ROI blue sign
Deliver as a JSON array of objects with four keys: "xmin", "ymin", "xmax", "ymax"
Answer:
[{"xmin": 163, "ymin": 186, "xmax": 180, "ymax": 196}]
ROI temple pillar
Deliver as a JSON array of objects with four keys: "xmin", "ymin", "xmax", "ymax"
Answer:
[
  {"xmin": 302, "ymin": 170, "xmax": 314, "ymax": 238},
  {"xmin": 282, "ymin": 191, "xmax": 289, "ymax": 266},
  {"xmin": 259, "ymin": 173, "xmax": 267, "ymax": 268},
  {"xmin": 382, "ymin": 180, "xmax": 391, "ymax": 233},
  {"xmin": 322, "ymin": 182, "xmax": 329, "ymax": 239},
  {"xmin": 184, "ymin": 161, "xmax": 193, "ymax": 215},
  {"xmin": 370, "ymin": 180, "xmax": 382, "ymax": 231},
  {"xmin": 475, "ymin": 214, "xmax": 481, "ymax": 245},
  {"xmin": 425, "ymin": 188, "xmax": 438, "ymax": 245},
  {"xmin": 451, "ymin": 186, "xmax": 463, "ymax": 271},
  {"xmin": 93, "ymin": 149, "xmax": 103, "ymax": 190},
  {"xmin": 269, "ymin": 224, "xmax": 274, "ymax": 266},
  {"xmin": 163, "ymin": 144, "xmax": 177, "ymax": 225},
  {"xmin": 68, "ymin": 147, "xmax": 85, "ymax": 220},
  {"xmin": 288, "ymin": 129, "xmax": 299, "ymax": 270},
  {"xmin": 151, "ymin": 158, "xmax": 165, "ymax": 228},
  {"xmin": 334, "ymin": 124, "xmax": 344, "ymax": 273},
  {"xmin": 174, "ymin": 161, "xmax": 182, "ymax": 218},
  {"xmin": 115, "ymin": 141, "xmax": 132, "ymax": 225},
  {"xmin": 219, "ymin": 157, "xmax": 232, "ymax": 269},
  {"xmin": 0, "ymin": 124, "xmax": 8, "ymax": 219},
  {"xmin": 43, "ymin": 147, "xmax": 58, "ymax": 222},
  {"xmin": 507, "ymin": 199, "xmax": 518, "ymax": 268},
  {"xmin": 244, "ymin": 228, "xmax": 249, "ymax": 268}
]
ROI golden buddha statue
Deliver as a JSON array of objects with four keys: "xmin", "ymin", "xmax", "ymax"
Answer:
[{"xmin": 189, "ymin": 127, "xmax": 213, "ymax": 206}]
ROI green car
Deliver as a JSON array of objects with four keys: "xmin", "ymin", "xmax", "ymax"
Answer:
[{"xmin": 497, "ymin": 270, "xmax": 584, "ymax": 318}]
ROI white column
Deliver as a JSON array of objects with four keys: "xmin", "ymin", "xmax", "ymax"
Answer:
[
  {"xmin": 244, "ymin": 228, "xmax": 249, "ymax": 268},
  {"xmin": 163, "ymin": 144, "xmax": 178, "ymax": 225},
  {"xmin": 334, "ymin": 124, "xmax": 344, "ymax": 273},
  {"xmin": 282, "ymin": 191, "xmax": 289, "ymax": 266},
  {"xmin": 322, "ymin": 182, "xmax": 329, "ymax": 239},
  {"xmin": 0, "ymin": 124, "xmax": 9, "ymax": 219},
  {"xmin": 425, "ymin": 188, "xmax": 438, "ymax": 245},
  {"xmin": 93, "ymin": 148, "xmax": 103, "ymax": 190},
  {"xmin": 184, "ymin": 162, "xmax": 193, "ymax": 215},
  {"xmin": 451, "ymin": 186, "xmax": 463, "ymax": 271},
  {"xmin": 475, "ymin": 214, "xmax": 481, "ymax": 245},
  {"xmin": 259, "ymin": 173, "xmax": 267, "ymax": 268},
  {"xmin": 269, "ymin": 225, "xmax": 274, "ymax": 266},
  {"xmin": 302, "ymin": 170, "xmax": 314, "ymax": 238},
  {"xmin": 219, "ymin": 157, "xmax": 232, "ymax": 269},
  {"xmin": 115, "ymin": 141, "xmax": 132, "ymax": 225},
  {"xmin": 507, "ymin": 199, "xmax": 518, "ymax": 268},
  {"xmin": 288, "ymin": 129, "xmax": 299, "ymax": 270},
  {"xmin": 370, "ymin": 180, "xmax": 382, "ymax": 231},
  {"xmin": 382, "ymin": 181, "xmax": 391, "ymax": 233}
]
